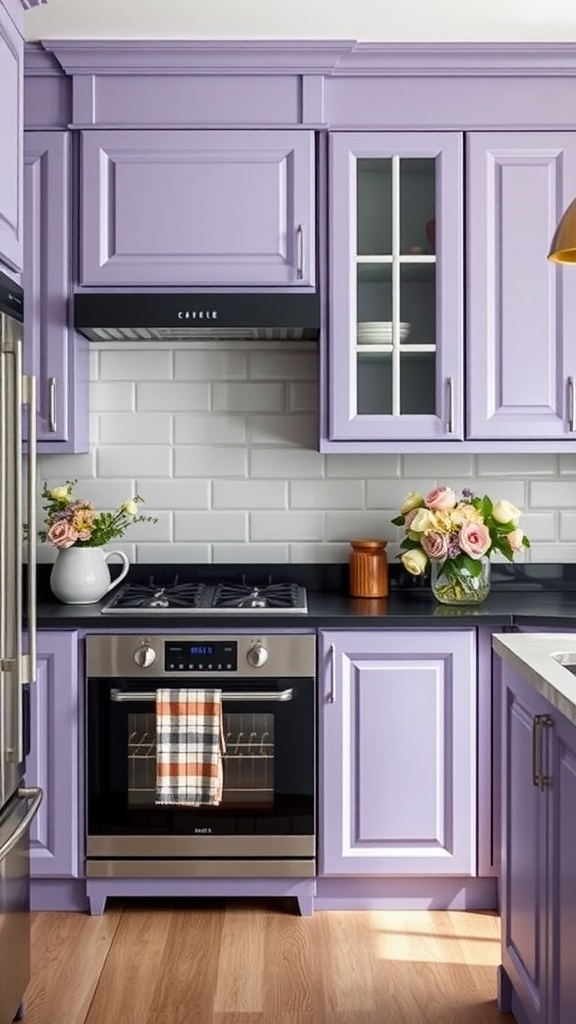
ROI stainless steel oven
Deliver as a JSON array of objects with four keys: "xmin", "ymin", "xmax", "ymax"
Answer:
[{"xmin": 86, "ymin": 633, "xmax": 316, "ymax": 891}]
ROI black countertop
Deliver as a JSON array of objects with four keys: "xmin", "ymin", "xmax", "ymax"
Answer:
[{"xmin": 33, "ymin": 562, "xmax": 576, "ymax": 631}]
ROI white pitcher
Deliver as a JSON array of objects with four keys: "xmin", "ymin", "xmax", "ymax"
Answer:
[{"xmin": 50, "ymin": 547, "xmax": 130, "ymax": 605}]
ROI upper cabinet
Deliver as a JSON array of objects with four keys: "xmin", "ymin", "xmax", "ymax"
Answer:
[
  {"xmin": 23, "ymin": 130, "xmax": 89, "ymax": 452},
  {"xmin": 79, "ymin": 129, "xmax": 316, "ymax": 289},
  {"xmin": 323, "ymin": 127, "xmax": 576, "ymax": 452},
  {"xmin": 0, "ymin": 0, "xmax": 24, "ymax": 274},
  {"xmin": 467, "ymin": 132, "xmax": 576, "ymax": 442},
  {"xmin": 327, "ymin": 131, "xmax": 463, "ymax": 445}
]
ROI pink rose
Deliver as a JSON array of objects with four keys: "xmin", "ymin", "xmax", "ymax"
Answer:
[
  {"xmin": 47, "ymin": 520, "xmax": 79, "ymax": 549},
  {"xmin": 421, "ymin": 531, "xmax": 450, "ymax": 561},
  {"xmin": 425, "ymin": 486, "xmax": 457, "ymax": 512},
  {"xmin": 459, "ymin": 521, "xmax": 491, "ymax": 559},
  {"xmin": 507, "ymin": 528, "xmax": 524, "ymax": 553}
]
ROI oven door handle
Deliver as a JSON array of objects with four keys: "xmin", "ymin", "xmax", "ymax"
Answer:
[{"xmin": 109, "ymin": 687, "xmax": 294, "ymax": 703}]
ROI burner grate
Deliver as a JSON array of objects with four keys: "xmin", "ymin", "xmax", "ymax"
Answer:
[
  {"xmin": 100, "ymin": 573, "xmax": 308, "ymax": 614},
  {"xmin": 213, "ymin": 580, "xmax": 301, "ymax": 609},
  {"xmin": 108, "ymin": 577, "xmax": 207, "ymax": 610}
]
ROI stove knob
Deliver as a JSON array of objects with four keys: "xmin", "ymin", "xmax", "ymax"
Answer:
[
  {"xmin": 247, "ymin": 642, "xmax": 269, "ymax": 669},
  {"xmin": 134, "ymin": 643, "xmax": 157, "ymax": 668}
]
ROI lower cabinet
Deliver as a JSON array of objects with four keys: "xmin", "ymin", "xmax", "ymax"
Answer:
[
  {"xmin": 500, "ymin": 660, "xmax": 576, "ymax": 1024},
  {"xmin": 318, "ymin": 629, "xmax": 477, "ymax": 876},
  {"xmin": 26, "ymin": 630, "xmax": 81, "ymax": 878}
]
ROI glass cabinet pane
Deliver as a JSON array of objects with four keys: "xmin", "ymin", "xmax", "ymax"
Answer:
[{"xmin": 356, "ymin": 155, "xmax": 437, "ymax": 418}]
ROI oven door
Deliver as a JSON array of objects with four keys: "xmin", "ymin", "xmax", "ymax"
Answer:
[{"xmin": 86, "ymin": 674, "xmax": 315, "ymax": 860}]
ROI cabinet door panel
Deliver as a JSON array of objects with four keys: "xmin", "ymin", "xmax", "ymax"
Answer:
[
  {"xmin": 467, "ymin": 133, "xmax": 576, "ymax": 440},
  {"xmin": 551, "ymin": 713, "xmax": 576, "ymax": 1024},
  {"xmin": 327, "ymin": 132, "xmax": 463, "ymax": 443},
  {"xmin": 0, "ymin": 2, "xmax": 23, "ymax": 273},
  {"xmin": 26, "ymin": 631, "xmax": 80, "ymax": 878},
  {"xmin": 500, "ymin": 665, "xmax": 549, "ymax": 1024},
  {"xmin": 319, "ymin": 629, "xmax": 476, "ymax": 875},
  {"xmin": 80, "ymin": 129, "xmax": 315, "ymax": 288}
]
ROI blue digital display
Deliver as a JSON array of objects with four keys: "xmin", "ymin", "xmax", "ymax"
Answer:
[
  {"xmin": 189, "ymin": 645, "xmax": 214, "ymax": 656},
  {"xmin": 164, "ymin": 639, "xmax": 237, "ymax": 672}
]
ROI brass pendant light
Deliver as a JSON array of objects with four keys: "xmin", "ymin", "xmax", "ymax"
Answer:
[{"xmin": 548, "ymin": 197, "xmax": 576, "ymax": 263}]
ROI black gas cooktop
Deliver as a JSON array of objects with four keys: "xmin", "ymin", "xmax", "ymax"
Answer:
[{"xmin": 99, "ymin": 573, "xmax": 308, "ymax": 615}]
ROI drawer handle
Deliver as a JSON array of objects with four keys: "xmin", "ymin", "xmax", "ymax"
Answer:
[{"xmin": 532, "ymin": 713, "xmax": 553, "ymax": 790}]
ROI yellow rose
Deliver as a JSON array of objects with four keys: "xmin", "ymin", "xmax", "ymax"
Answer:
[
  {"xmin": 492, "ymin": 499, "xmax": 521, "ymax": 525},
  {"xmin": 409, "ymin": 508, "xmax": 438, "ymax": 534},
  {"xmin": 50, "ymin": 485, "xmax": 70, "ymax": 501},
  {"xmin": 400, "ymin": 549, "xmax": 428, "ymax": 576},
  {"xmin": 122, "ymin": 500, "xmax": 138, "ymax": 517},
  {"xmin": 400, "ymin": 491, "xmax": 424, "ymax": 515}
]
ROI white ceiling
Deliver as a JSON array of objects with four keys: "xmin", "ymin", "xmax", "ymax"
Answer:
[{"xmin": 23, "ymin": 0, "xmax": 576, "ymax": 43}]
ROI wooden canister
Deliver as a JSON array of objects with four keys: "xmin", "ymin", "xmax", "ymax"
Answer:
[{"xmin": 349, "ymin": 539, "xmax": 389, "ymax": 598}]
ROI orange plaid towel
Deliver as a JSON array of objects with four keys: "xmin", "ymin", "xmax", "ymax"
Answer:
[{"xmin": 155, "ymin": 689, "xmax": 226, "ymax": 806}]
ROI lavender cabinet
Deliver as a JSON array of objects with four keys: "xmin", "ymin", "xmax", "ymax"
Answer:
[
  {"xmin": 79, "ymin": 129, "xmax": 316, "ymax": 289},
  {"xmin": 499, "ymin": 660, "xmax": 576, "ymax": 1024},
  {"xmin": 467, "ymin": 133, "xmax": 576, "ymax": 441},
  {"xmin": 23, "ymin": 131, "xmax": 89, "ymax": 452},
  {"xmin": 26, "ymin": 630, "xmax": 81, "ymax": 878},
  {"xmin": 0, "ymin": 0, "xmax": 24, "ymax": 274},
  {"xmin": 326, "ymin": 132, "xmax": 464, "ymax": 444},
  {"xmin": 318, "ymin": 629, "xmax": 477, "ymax": 876}
]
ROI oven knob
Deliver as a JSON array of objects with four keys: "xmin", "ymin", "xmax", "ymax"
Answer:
[
  {"xmin": 247, "ymin": 643, "xmax": 269, "ymax": 668},
  {"xmin": 134, "ymin": 643, "xmax": 157, "ymax": 668}
]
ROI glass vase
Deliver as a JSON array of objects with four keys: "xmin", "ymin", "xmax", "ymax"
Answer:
[{"xmin": 430, "ymin": 556, "xmax": 491, "ymax": 606}]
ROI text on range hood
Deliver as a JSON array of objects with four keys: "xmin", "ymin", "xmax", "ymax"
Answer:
[{"xmin": 73, "ymin": 292, "xmax": 320, "ymax": 342}]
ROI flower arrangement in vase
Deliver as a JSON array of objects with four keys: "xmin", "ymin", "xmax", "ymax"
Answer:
[
  {"xmin": 392, "ymin": 485, "xmax": 530, "ymax": 605},
  {"xmin": 39, "ymin": 480, "xmax": 157, "ymax": 605}
]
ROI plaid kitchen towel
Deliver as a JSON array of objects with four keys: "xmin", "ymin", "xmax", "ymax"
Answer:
[{"xmin": 155, "ymin": 689, "xmax": 226, "ymax": 806}]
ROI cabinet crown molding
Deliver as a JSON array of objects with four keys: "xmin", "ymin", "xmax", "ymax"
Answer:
[{"xmin": 39, "ymin": 39, "xmax": 576, "ymax": 78}]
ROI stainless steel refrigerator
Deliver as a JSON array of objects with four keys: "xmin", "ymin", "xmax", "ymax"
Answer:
[{"xmin": 0, "ymin": 267, "xmax": 41, "ymax": 1024}]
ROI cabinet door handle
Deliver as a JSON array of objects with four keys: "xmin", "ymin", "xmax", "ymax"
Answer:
[
  {"xmin": 569, "ymin": 376, "xmax": 576, "ymax": 433},
  {"xmin": 446, "ymin": 377, "xmax": 455, "ymax": 434},
  {"xmin": 49, "ymin": 377, "xmax": 57, "ymax": 433},
  {"xmin": 296, "ymin": 224, "xmax": 304, "ymax": 280},
  {"xmin": 532, "ymin": 713, "xmax": 553, "ymax": 790},
  {"xmin": 328, "ymin": 643, "xmax": 336, "ymax": 703}
]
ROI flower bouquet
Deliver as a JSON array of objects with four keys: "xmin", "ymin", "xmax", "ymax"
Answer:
[
  {"xmin": 39, "ymin": 479, "xmax": 157, "ymax": 548},
  {"xmin": 392, "ymin": 486, "xmax": 530, "ymax": 604}
]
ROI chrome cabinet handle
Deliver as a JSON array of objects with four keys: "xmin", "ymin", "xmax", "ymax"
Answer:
[
  {"xmin": 569, "ymin": 376, "xmax": 576, "ymax": 433},
  {"xmin": 328, "ymin": 643, "xmax": 336, "ymax": 704},
  {"xmin": 532, "ymin": 713, "xmax": 553, "ymax": 790},
  {"xmin": 48, "ymin": 376, "xmax": 57, "ymax": 433},
  {"xmin": 296, "ymin": 224, "xmax": 304, "ymax": 280},
  {"xmin": 0, "ymin": 787, "xmax": 43, "ymax": 861},
  {"xmin": 110, "ymin": 688, "xmax": 294, "ymax": 703},
  {"xmin": 446, "ymin": 377, "xmax": 455, "ymax": 434}
]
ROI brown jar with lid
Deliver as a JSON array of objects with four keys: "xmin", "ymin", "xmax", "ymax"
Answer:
[{"xmin": 349, "ymin": 539, "xmax": 389, "ymax": 598}]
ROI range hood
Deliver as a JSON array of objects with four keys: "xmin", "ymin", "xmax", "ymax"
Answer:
[{"xmin": 73, "ymin": 292, "xmax": 320, "ymax": 342}]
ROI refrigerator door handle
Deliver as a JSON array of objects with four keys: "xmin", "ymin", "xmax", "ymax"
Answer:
[
  {"xmin": 21, "ymin": 373, "xmax": 37, "ymax": 686},
  {"xmin": 0, "ymin": 787, "xmax": 43, "ymax": 861}
]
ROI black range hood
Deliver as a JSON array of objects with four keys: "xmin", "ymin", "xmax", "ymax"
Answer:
[{"xmin": 73, "ymin": 291, "xmax": 320, "ymax": 342}]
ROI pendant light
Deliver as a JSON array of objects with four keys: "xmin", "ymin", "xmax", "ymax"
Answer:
[{"xmin": 548, "ymin": 197, "xmax": 576, "ymax": 263}]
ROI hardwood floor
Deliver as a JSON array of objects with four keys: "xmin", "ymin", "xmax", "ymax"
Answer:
[{"xmin": 24, "ymin": 900, "xmax": 515, "ymax": 1024}]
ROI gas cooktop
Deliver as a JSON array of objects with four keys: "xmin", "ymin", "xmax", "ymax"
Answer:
[{"xmin": 99, "ymin": 574, "xmax": 308, "ymax": 615}]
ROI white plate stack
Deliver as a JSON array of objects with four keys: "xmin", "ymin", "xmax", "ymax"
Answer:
[{"xmin": 357, "ymin": 321, "xmax": 411, "ymax": 345}]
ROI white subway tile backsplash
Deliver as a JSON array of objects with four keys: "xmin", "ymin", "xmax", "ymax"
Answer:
[
  {"xmin": 99, "ymin": 348, "xmax": 173, "ymax": 380},
  {"xmin": 97, "ymin": 446, "xmax": 172, "ymax": 477},
  {"xmin": 290, "ymin": 479, "xmax": 364, "ymax": 509},
  {"xmin": 137, "ymin": 382, "xmax": 210, "ymax": 412},
  {"xmin": 213, "ymin": 480, "xmax": 287, "ymax": 509},
  {"xmin": 38, "ymin": 344, "xmax": 576, "ymax": 564},
  {"xmin": 250, "ymin": 448, "xmax": 324, "ymax": 479},
  {"xmin": 99, "ymin": 413, "xmax": 172, "ymax": 446},
  {"xmin": 213, "ymin": 382, "xmax": 285, "ymax": 413},
  {"xmin": 174, "ymin": 414, "xmax": 247, "ymax": 445},
  {"xmin": 175, "ymin": 447, "xmax": 248, "ymax": 478},
  {"xmin": 250, "ymin": 511, "xmax": 325, "ymax": 542},
  {"xmin": 174, "ymin": 511, "xmax": 247, "ymax": 542}
]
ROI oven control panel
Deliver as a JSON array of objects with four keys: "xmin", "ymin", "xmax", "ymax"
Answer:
[{"xmin": 164, "ymin": 640, "xmax": 238, "ymax": 672}]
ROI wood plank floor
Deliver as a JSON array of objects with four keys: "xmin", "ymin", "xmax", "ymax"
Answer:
[{"xmin": 24, "ymin": 899, "xmax": 515, "ymax": 1024}]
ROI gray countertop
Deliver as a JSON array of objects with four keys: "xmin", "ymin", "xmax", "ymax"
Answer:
[{"xmin": 492, "ymin": 632, "xmax": 576, "ymax": 726}]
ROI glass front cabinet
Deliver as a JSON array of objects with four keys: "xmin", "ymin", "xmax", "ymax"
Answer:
[{"xmin": 326, "ymin": 132, "xmax": 463, "ymax": 444}]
